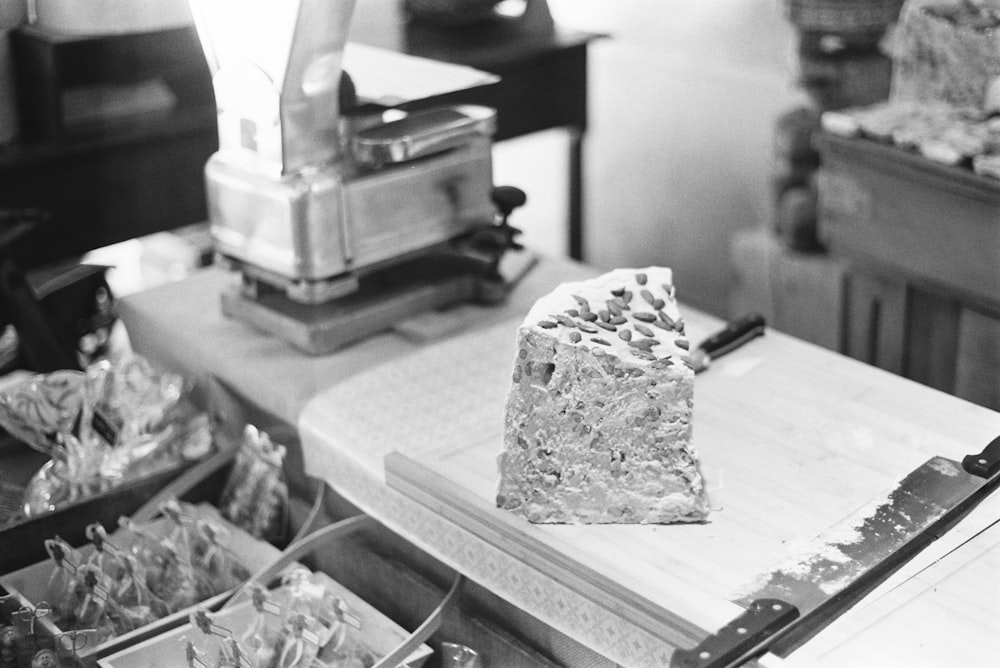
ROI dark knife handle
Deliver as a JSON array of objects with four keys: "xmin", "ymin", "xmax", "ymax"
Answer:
[
  {"xmin": 698, "ymin": 312, "xmax": 766, "ymax": 360},
  {"xmin": 670, "ymin": 598, "xmax": 799, "ymax": 668},
  {"xmin": 962, "ymin": 433, "xmax": 1000, "ymax": 479}
]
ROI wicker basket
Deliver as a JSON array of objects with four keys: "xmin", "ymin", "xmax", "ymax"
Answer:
[{"xmin": 783, "ymin": 0, "xmax": 905, "ymax": 32}]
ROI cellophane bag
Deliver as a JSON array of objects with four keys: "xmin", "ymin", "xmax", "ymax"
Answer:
[{"xmin": 218, "ymin": 425, "xmax": 289, "ymax": 542}]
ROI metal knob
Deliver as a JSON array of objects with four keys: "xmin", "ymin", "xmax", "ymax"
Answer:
[{"xmin": 491, "ymin": 185, "xmax": 527, "ymax": 221}]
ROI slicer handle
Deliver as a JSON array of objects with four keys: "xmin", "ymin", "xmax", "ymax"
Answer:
[
  {"xmin": 698, "ymin": 312, "xmax": 766, "ymax": 360},
  {"xmin": 491, "ymin": 185, "xmax": 527, "ymax": 251},
  {"xmin": 492, "ymin": 185, "xmax": 527, "ymax": 218},
  {"xmin": 352, "ymin": 105, "xmax": 496, "ymax": 166},
  {"xmin": 962, "ymin": 434, "xmax": 1000, "ymax": 479},
  {"xmin": 670, "ymin": 599, "xmax": 799, "ymax": 668}
]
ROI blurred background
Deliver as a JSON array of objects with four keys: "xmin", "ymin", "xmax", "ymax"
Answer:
[
  {"xmin": 497, "ymin": 0, "xmax": 799, "ymax": 316},
  {"xmin": 3, "ymin": 0, "xmax": 999, "ymax": 409}
]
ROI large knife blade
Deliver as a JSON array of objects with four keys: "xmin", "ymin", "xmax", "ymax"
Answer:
[{"xmin": 670, "ymin": 434, "xmax": 1000, "ymax": 668}]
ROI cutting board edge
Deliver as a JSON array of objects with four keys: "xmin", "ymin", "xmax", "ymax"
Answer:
[{"xmin": 384, "ymin": 450, "xmax": 744, "ymax": 649}]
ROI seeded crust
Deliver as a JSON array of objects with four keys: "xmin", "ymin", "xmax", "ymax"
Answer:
[{"xmin": 496, "ymin": 267, "xmax": 709, "ymax": 524}]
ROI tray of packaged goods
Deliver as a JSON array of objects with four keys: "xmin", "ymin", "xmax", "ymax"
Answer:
[
  {"xmin": 0, "ymin": 501, "xmax": 283, "ymax": 667},
  {"xmin": 97, "ymin": 516, "xmax": 454, "ymax": 668},
  {"xmin": 0, "ymin": 355, "xmax": 240, "ymax": 573}
]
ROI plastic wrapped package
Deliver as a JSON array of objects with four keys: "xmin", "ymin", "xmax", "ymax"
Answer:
[
  {"xmin": 0, "ymin": 354, "xmax": 214, "ymax": 520},
  {"xmin": 218, "ymin": 426, "xmax": 289, "ymax": 542}
]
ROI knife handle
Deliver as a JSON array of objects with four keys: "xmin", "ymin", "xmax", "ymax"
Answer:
[
  {"xmin": 698, "ymin": 312, "xmax": 766, "ymax": 361},
  {"xmin": 669, "ymin": 598, "xmax": 799, "ymax": 668},
  {"xmin": 962, "ymin": 433, "xmax": 1000, "ymax": 479}
]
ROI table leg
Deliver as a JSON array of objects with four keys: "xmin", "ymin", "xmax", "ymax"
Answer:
[{"xmin": 568, "ymin": 126, "xmax": 584, "ymax": 261}]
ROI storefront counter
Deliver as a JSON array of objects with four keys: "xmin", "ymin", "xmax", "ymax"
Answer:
[{"xmin": 119, "ymin": 255, "xmax": 1000, "ymax": 667}]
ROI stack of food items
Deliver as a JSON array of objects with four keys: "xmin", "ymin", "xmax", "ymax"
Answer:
[
  {"xmin": 495, "ymin": 268, "xmax": 710, "ymax": 525},
  {"xmin": 889, "ymin": 0, "xmax": 1000, "ymax": 109},
  {"xmin": 822, "ymin": 0, "xmax": 1000, "ymax": 178},
  {"xmin": 0, "ymin": 354, "xmax": 213, "ymax": 523}
]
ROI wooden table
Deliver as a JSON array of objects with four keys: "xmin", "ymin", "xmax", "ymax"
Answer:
[{"xmin": 117, "ymin": 255, "xmax": 1000, "ymax": 667}]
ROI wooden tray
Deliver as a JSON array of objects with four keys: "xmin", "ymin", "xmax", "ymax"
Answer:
[
  {"xmin": 98, "ymin": 516, "xmax": 445, "ymax": 668},
  {"xmin": 0, "ymin": 374, "xmax": 245, "ymax": 574},
  {"xmin": 97, "ymin": 575, "xmax": 433, "ymax": 668},
  {"xmin": 0, "ymin": 503, "xmax": 282, "ymax": 666}
]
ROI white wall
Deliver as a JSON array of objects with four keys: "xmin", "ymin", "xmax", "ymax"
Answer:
[{"xmin": 495, "ymin": 0, "xmax": 801, "ymax": 317}]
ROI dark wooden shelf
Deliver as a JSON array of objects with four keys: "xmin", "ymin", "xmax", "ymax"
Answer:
[
  {"xmin": 0, "ymin": 109, "xmax": 218, "ymax": 270},
  {"xmin": 0, "ymin": 106, "xmax": 217, "ymax": 168},
  {"xmin": 1, "ymin": 22, "xmax": 218, "ymax": 269}
]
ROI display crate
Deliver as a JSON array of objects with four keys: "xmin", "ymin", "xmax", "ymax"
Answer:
[
  {"xmin": 98, "ymin": 515, "xmax": 448, "ymax": 668},
  {"xmin": 817, "ymin": 131, "xmax": 1000, "ymax": 307},
  {"xmin": 98, "ymin": 570, "xmax": 433, "ymax": 668},
  {"xmin": 0, "ymin": 445, "xmax": 230, "ymax": 574},
  {"xmin": 0, "ymin": 503, "xmax": 282, "ymax": 666},
  {"xmin": 816, "ymin": 131, "xmax": 1000, "ymax": 410},
  {"xmin": 0, "ymin": 368, "xmax": 280, "ymax": 573}
]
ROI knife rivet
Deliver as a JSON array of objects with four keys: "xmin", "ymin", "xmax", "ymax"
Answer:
[
  {"xmin": 979, "ymin": 458, "xmax": 988, "ymax": 465},
  {"xmin": 772, "ymin": 603, "xmax": 783, "ymax": 611},
  {"xmin": 736, "ymin": 627, "xmax": 747, "ymax": 635},
  {"xmin": 699, "ymin": 651, "xmax": 711, "ymax": 660}
]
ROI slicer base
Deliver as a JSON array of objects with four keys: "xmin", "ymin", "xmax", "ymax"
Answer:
[{"xmin": 220, "ymin": 257, "xmax": 513, "ymax": 355}]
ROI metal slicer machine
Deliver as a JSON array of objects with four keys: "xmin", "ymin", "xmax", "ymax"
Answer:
[{"xmin": 188, "ymin": 0, "xmax": 528, "ymax": 354}]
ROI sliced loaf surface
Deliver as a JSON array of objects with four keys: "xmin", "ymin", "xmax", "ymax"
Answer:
[{"xmin": 496, "ymin": 267, "xmax": 709, "ymax": 524}]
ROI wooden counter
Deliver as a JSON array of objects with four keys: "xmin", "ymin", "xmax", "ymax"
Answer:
[{"xmin": 118, "ymin": 255, "xmax": 1000, "ymax": 667}]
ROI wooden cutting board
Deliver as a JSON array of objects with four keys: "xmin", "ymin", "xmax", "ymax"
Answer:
[{"xmin": 367, "ymin": 308, "xmax": 1000, "ymax": 645}]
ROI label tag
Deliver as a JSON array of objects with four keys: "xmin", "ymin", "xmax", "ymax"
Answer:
[{"xmin": 91, "ymin": 408, "xmax": 121, "ymax": 446}]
